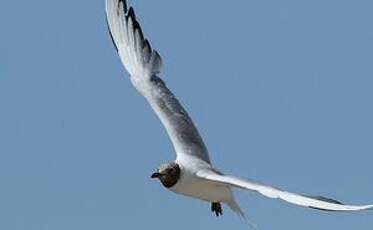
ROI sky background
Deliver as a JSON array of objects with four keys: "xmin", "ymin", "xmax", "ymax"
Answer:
[{"xmin": 1, "ymin": 0, "xmax": 373, "ymax": 229}]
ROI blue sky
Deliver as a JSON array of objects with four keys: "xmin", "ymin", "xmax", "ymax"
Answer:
[{"xmin": 1, "ymin": 0, "xmax": 372, "ymax": 229}]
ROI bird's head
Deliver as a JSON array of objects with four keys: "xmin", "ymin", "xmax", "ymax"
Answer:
[{"xmin": 151, "ymin": 162, "xmax": 181, "ymax": 188}]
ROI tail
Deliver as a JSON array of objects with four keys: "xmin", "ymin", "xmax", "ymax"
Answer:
[
  {"xmin": 227, "ymin": 198, "xmax": 245, "ymax": 218},
  {"xmin": 227, "ymin": 199, "xmax": 260, "ymax": 230}
]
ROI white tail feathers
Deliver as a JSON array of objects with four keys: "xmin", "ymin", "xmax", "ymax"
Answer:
[
  {"xmin": 227, "ymin": 200, "xmax": 260, "ymax": 230},
  {"xmin": 227, "ymin": 198, "xmax": 245, "ymax": 217}
]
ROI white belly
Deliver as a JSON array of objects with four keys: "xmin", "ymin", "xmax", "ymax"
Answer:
[{"xmin": 169, "ymin": 169, "xmax": 233, "ymax": 203}]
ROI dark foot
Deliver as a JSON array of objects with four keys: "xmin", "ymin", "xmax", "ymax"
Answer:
[{"xmin": 211, "ymin": 202, "xmax": 223, "ymax": 217}]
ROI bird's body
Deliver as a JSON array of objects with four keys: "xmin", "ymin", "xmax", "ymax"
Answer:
[
  {"xmin": 131, "ymin": 73, "xmax": 243, "ymax": 214},
  {"xmin": 105, "ymin": 0, "xmax": 373, "ymax": 217},
  {"xmin": 171, "ymin": 163, "xmax": 230, "ymax": 204}
]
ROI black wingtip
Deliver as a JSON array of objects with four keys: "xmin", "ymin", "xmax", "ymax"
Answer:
[
  {"xmin": 143, "ymin": 39, "xmax": 152, "ymax": 51},
  {"xmin": 308, "ymin": 206, "xmax": 340, "ymax": 212},
  {"xmin": 127, "ymin": 7, "xmax": 136, "ymax": 20},
  {"xmin": 133, "ymin": 20, "xmax": 144, "ymax": 42},
  {"xmin": 307, "ymin": 195, "xmax": 344, "ymax": 205},
  {"xmin": 106, "ymin": 21, "xmax": 118, "ymax": 52},
  {"xmin": 306, "ymin": 195, "xmax": 345, "ymax": 212},
  {"xmin": 118, "ymin": 0, "xmax": 128, "ymax": 13},
  {"xmin": 126, "ymin": 5, "xmax": 144, "ymax": 46}
]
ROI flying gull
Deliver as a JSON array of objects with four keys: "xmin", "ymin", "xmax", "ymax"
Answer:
[{"xmin": 105, "ymin": 0, "xmax": 373, "ymax": 217}]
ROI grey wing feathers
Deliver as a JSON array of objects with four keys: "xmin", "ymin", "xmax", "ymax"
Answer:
[
  {"xmin": 148, "ymin": 76, "xmax": 211, "ymax": 163},
  {"xmin": 105, "ymin": 0, "xmax": 211, "ymax": 164}
]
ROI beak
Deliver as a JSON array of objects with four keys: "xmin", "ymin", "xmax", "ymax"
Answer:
[{"xmin": 151, "ymin": 172, "xmax": 162, "ymax": 178}]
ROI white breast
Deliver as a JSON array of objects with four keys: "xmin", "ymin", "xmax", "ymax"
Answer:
[{"xmin": 169, "ymin": 164, "xmax": 233, "ymax": 203}]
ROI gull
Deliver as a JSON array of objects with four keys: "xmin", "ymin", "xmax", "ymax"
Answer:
[{"xmin": 105, "ymin": 0, "xmax": 373, "ymax": 217}]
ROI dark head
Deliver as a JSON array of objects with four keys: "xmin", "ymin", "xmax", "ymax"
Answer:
[{"xmin": 151, "ymin": 162, "xmax": 181, "ymax": 188}]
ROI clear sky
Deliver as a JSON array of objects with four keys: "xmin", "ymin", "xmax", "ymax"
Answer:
[{"xmin": 1, "ymin": 0, "xmax": 372, "ymax": 229}]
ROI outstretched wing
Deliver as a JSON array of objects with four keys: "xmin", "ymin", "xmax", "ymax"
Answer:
[
  {"xmin": 105, "ymin": 0, "xmax": 211, "ymax": 164},
  {"xmin": 197, "ymin": 170, "xmax": 373, "ymax": 211}
]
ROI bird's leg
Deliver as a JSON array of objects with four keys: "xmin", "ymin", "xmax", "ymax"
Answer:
[{"xmin": 211, "ymin": 202, "xmax": 223, "ymax": 217}]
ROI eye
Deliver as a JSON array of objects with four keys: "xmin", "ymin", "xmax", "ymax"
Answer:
[{"xmin": 168, "ymin": 168, "xmax": 174, "ymax": 173}]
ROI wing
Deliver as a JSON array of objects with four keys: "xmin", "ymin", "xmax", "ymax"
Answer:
[
  {"xmin": 105, "ymin": 0, "xmax": 211, "ymax": 164},
  {"xmin": 197, "ymin": 170, "xmax": 373, "ymax": 211}
]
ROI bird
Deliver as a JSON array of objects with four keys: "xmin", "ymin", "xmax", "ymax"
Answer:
[{"xmin": 105, "ymin": 0, "xmax": 373, "ymax": 217}]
